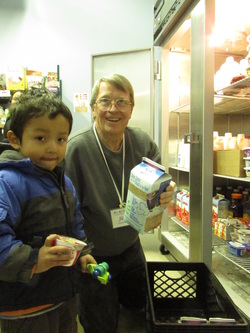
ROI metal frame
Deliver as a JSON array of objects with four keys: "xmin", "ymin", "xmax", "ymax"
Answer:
[{"xmin": 156, "ymin": 0, "xmax": 215, "ymax": 267}]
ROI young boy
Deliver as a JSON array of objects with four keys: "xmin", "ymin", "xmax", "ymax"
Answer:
[{"xmin": 0, "ymin": 88, "xmax": 96, "ymax": 333}]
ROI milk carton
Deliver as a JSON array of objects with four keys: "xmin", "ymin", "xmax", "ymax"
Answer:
[
  {"xmin": 214, "ymin": 220, "xmax": 234, "ymax": 241},
  {"xmin": 176, "ymin": 191, "xmax": 187, "ymax": 221},
  {"xmin": 181, "ymin": 193, "xmax": 190, "ymax": 226},
  {"xmin": 124, "ymin": 157, "xmax": 172, "ymax": 234},
  {"xmin": 212, "ymin": 194, "xmax": 229, "ymax": 227}
]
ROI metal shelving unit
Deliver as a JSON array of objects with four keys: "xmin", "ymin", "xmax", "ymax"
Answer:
[
  {"xmin": 154, "ymin": 0, "xmax": 250, "ymax": 320},
  {"xmin": 213, "ymin": 244, "xmax": 250, "ymax": 274}
]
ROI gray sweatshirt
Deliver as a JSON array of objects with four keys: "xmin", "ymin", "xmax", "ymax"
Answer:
[{"xmin": 65, "ymin": 126, "xmax": 161, "ymax": 256}]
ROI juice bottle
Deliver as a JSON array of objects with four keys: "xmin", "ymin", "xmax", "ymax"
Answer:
[{"xmin": 228, "ymin": 193, "xmax": 243, "ymax": 218}]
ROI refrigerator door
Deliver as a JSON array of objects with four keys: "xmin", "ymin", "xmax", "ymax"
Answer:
[
  {"xmin": 155, "ymin": 0, "xmax": 214, "ymax": 265},
  {"xmin": 154, "ymin": 0, "xmax": 250, "ymax": 321}
]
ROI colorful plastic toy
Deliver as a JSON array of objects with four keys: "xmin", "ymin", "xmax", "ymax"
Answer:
[{"xmin": 87, "ymin": 262, "xmax": 111, "ymax": 285}]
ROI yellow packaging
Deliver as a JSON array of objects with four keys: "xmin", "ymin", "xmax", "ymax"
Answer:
[{"xmin": 6, "ymin": 66, "xmax": 27, "ymax": 90}]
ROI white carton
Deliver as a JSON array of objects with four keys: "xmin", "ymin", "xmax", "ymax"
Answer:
[
  {"xmin": 54, "ymin": 236, "xmax": 86, "ymax": 266},
  {"xmin": 124, "ymin": 157, "xmax": 172, "ymax": 234},
  {"xmin": 176, "ymin": 191, "xmax": 187, "ymax": 221}
]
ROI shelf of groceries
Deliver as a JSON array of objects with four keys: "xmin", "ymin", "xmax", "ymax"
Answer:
[
  {"xmin": 170, "ymin": 76, "xmax": 250, "ymax": 114},
  {"xmin": 169, "ymin": 162, "xmax": 250, "ymax": 275},
  {"xmin": 171, "ymin": 166, "xmax": 250, "ymax": 182},
  {"xmin": 169, "ymin": 214, "xmax": 250, "ymax": 274}
]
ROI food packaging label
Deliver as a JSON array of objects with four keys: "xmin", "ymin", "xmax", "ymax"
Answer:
[
  {"xmin": 176, "ymin": 191, "xmax": 186, "ymax": 221},
  {"xmin": 6, "ymin": 66, "xmax": 27, "ymax": 90},
  {"xmin": 124, "ymin": 157, "xmax": 172, "ymax": 234},
  {"xmin": 212, "ymin": 195, "xmax": 229, "ymax": 226},
  {"xmin": 214, "ymin": 220, "xmax": 234, "ymax": 240},
  {"xmin": 54, "ymin": 236, "xmax": 86, "ymax": 266},
  {"xmin": 181, "ymin": 194, "xmax": 190, "ymax": 225}
]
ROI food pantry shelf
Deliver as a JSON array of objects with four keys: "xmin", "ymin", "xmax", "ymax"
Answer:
[
  {"xmin": 213, "ymin": 244, "xmax": 250, "ymax": 274},
  {"xmin": 212, "ymin": 250, "xmax": 250, "ymax": 321}
]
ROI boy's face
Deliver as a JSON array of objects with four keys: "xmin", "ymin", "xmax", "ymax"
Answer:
[{"xmin": 10, "ymin": 114, "xmax": 70, "ymax": 171}]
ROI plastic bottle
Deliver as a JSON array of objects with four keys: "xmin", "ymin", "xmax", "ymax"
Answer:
[
  {"xmin": 177, "ymin": 139, "xmax": 185, "ymax": 168},
  {"xmin": 245, "ymin": 188, "xmax": 250, "ymax": 197},
  {"xmin": 218, "ymin": 198, "xmax": 230, "ymax": 218},
  {"xmin": 228, "ymin": 136, "xmax": 238, "ymax": 150},
  {"xmin": 217, "ymin": 56, "xmax": 240, "ymax": 89},
  {"xmin": 242, "ymin": 190, "xmax": 249, "ymax": 203},
  {"xmin": 229, "ymin": 193, "xmax": 243, "ymax": 218},
  {"xmin": 183, "ymin": 142, "xmax": 190, "ymax": 170},
  {"xmin": 240, "ymin": 59, "xmax": 248, "ymax": 76},
  {"xmin": 237, "ymin": 134, "xmax": 248, "ymax": 150},
  {"xmin": 215, "ymin": 186, "xmax": 225, "ymax": 197},
  {"xmin": 223, "ymin": 132, "xmax": 232, "ymax": 150},
  {"xmin": 225, "ymin": 186, "xmax": 233, "ymax": 203},
  {"xmin": 213, "ymin": 131, "xmax": 224, "ymax": 151}
]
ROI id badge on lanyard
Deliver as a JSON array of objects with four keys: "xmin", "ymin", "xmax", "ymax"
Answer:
[
  {"xmin": 110, "ymin": 207, "xmax": 129, "ymax": 229},
  {"xmin": 93, "ymin": 123, "xmax": 128, "ymax": 228}
]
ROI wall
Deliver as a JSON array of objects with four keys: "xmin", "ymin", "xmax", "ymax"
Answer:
[{"xmin": 0, "ymin": 0, "xmax": 154, "ymax": 133}]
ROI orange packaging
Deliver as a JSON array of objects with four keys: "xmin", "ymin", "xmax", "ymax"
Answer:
[
  {"xmin": 214, "ymin": 220, "xmax": 234, "ymax": 241},
  {"xmin": 176, "ymin": 191, "xmax": 186, "ymax": 221},
  {"xmin": 181, "ymin": 193, "xmax": 190, "ymax": 226}
]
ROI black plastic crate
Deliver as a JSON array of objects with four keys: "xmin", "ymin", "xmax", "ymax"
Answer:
[{"xmin": 146, "ymin": 261, "xmax": 248, "ymax": 333}]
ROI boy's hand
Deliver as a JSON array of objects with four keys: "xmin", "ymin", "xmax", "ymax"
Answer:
[
  {"xmin": 79, "ymin": 254, "xmax": 97, "ymax": 273},
  {"xmin": 159, "ymin": 181, "xmax": 176, "ymax": 208},
  {"xmin": 34, "ymin": 234, "xmax": 75, "ymax": 274}
]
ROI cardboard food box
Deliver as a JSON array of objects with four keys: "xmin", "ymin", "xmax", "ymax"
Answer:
[
  {"xmin": 212, "ymin": 194, "xmax": 229, "ymax": 226},
  {"xmin": 213, "ymin": 150, "xmax": 245, "ymax": 177},
  {"xmin": 214, "ymin": 220, "xmax": 234, "ymax": 241},
  {"xmin": 26, "ymin": 70, "xmax": 43, "ymax": 89},
  {"xmin": 176, "ymin": 191, "xmax": 187, "ymax": 221},
  {"xmin": 45, "ymin": 71, "xmax": 58, "ymax": 94},
  {"xmin": 181, "ymin": 193, "xmax": 190, "ymax": 226},
  {"xmin": 6, "ymin": 66, "xmax": 27, "ymax": 90},
  {"xmin": 124, "ymin": 157, "xmax": 172, "ymax": 234}
]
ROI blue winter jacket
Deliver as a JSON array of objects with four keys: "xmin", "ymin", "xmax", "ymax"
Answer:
[{"xmin": 0, "ymin": 150, "xmax": 86, "ymax": 312}]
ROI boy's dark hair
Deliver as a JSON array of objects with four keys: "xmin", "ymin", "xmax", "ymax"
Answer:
[{"xmin": 9, "ymin": 88, "xmax": 73, "ymax": 142}]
